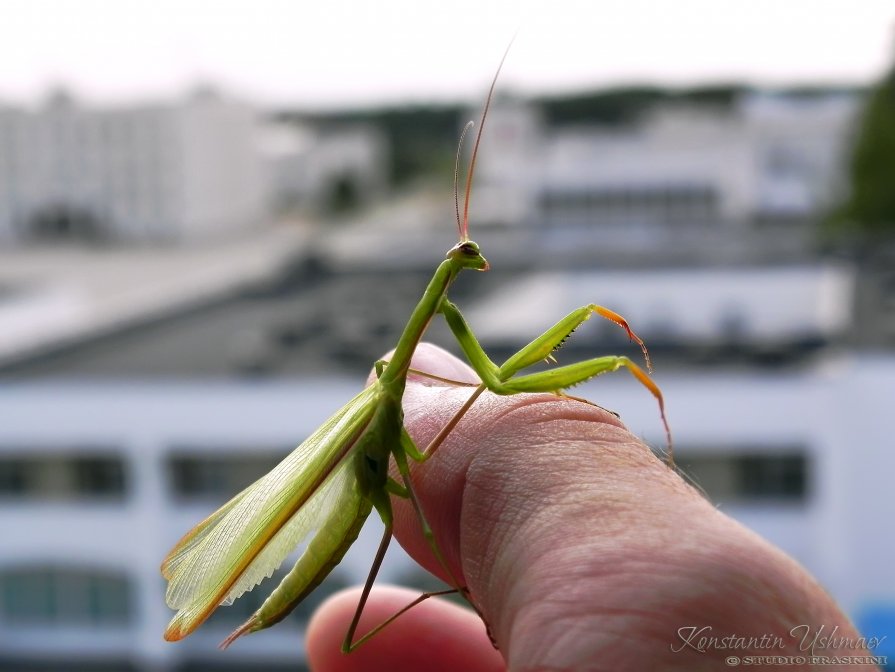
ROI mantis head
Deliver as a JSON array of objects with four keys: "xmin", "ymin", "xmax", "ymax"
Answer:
[{"xmin": 447, "ymin": 239, "xmax": 489, "ymax": 271}]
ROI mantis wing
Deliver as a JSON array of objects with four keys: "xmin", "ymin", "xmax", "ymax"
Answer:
[
  {"xmin": 163, "ymin": 385, "xmax": 379, "ymax": 640},
  {"xmin": 220, "ymin": 449, "xmax": 373, "ymax": 646},
  {"xmin": 161, "ymin": 482, "xmax": 255, "ymax": 581}
]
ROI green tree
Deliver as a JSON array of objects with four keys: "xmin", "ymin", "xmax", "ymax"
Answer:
[{"xmin": 831, "ymin": 61, "xmax": 895, "ymax": 235}]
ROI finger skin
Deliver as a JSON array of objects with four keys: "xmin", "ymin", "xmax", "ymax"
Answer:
[
  {"xmin": 306, "ymin": 586, "xmax": 504, "ymax": 672},
  {"xmin": 312, "ymin": 343, "xmax": 865, "ymax": 672}
]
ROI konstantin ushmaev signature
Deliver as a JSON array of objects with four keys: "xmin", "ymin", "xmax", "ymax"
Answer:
[{"xmin": 671, "ymin": 625, "xmax": 887, "ymax": 656}]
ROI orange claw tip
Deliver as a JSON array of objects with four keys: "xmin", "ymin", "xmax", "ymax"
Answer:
[{"xmin": 590, "ymin": 305, "xmax": 653, "ymax": 373}]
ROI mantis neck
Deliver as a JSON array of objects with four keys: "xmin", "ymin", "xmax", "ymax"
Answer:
[{"xmin": 378, "ymin": 258, "xmax": 458, "ymax": 392}]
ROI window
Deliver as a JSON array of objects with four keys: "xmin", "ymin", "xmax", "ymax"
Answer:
[
  {"xmin": 540, "ymin": 184, "xmax": 719, "ymax": 227},
  {"xmin": 0, "ymin": 458, "xmax": 27, "ymax": 495},
  {"xmin": 74, "ymin": 457, "xmax": 126, "ymax": 496},
  {"xmin": 167, "ymin": 451, "xmax": 286, "ymax": 500},
  {"xmin": 738, "ymin": 454, "xmax": 807, "ymax": 500},
  {"xmin": 0, "ymin": 453, "xmax": 126, "ymax": 500},
  {"xmin": 0, "ymin": 566, "xmax": 133, "ymax": 626},
  {"xmin": 676, "ymin": 448, "xmax": 809, "ymax": 503}
]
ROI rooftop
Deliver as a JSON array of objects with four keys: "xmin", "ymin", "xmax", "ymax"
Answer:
[{"xmin": 0, "ymin": 224, "xmax": 308, "ymax": 367}]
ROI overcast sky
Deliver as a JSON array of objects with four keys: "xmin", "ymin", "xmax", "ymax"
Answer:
[{"xmin": 1, "ymin": 0, "xmax": 892, "ymax": 109}]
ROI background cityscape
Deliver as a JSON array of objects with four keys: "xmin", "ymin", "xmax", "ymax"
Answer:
[{"xmin": 1, "ymin": 2, "xmax": 894, "ymax": 671}]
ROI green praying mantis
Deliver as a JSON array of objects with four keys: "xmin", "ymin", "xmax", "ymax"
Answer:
[{"xmin": 161, "ymin": 47, "xmax": 672, "ymax": 654}]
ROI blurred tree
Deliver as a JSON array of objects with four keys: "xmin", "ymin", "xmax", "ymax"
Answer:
[{"xmin": 830, "ymin": 59, "xmax": 895, "ymax": 236}]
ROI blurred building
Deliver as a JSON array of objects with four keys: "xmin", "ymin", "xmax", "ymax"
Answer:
[
  {"xmin": 1, "ymin": 83, "xmax": 894, "ymax": 672},
  {"xmin": 261, "ymin": 122, "xmax": 388, "ymax": 216},
  {"xmin": 0, "ymin": 89, "xmax": 268, "ymax": 245},
  {"xmin": 0, "ymin": 381, "xmax": 424, "ymax": 672},
  {"xmin": 0, "ymin": 228, "xmax": 308, "ymax": 368},
  {"xmin": 1, "ymin": 357, "xmax": 893, "ymax": 671},
  {"xmin": 463, "ymin": 264, "xmax": 855, "ymax": 360},
  {"xmin": 0, "ymin": 88, "xmax": 390, "ymax": 248},
  {"xmin": 472, "ymin": 92, "xmax": 860, "ymax": 265}
]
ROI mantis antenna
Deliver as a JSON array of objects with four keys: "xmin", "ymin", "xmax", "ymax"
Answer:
[
  {"xmin": 454, "ymin": 121, "xmax": 475, "ymax": 240},
  {"xmin": 459, "ymin": 39, "xmax": 515, "ymax": 241}
]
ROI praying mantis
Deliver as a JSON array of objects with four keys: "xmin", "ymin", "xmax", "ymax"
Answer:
[{"xmin": 161, "ymin": 47, "xmax": 671, "ymax": 654}]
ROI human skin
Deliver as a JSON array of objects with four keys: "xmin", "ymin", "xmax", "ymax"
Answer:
[{"xmin": 306, "ymin": 343, "xmax": 869, "ymax": 672}]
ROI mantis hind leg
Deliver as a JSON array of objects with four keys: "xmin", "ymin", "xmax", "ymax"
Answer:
[
  {"xmin": 342, "ymin": 520, "xmax": 394, "ymax": 653},
  {"xmin": 342, "ymin": 429, "xmax": 482, "ymax": 652},
  {"xmin": 343, "ymin": 587, "xmax": 460, "ymax": 653},
  {"xmin": 342, "ymin": 454, "xmax": 482, "ymax": 653},
  {"xmin": 393, "ymin": 432, "xmax": 486, "ymax": 618}
]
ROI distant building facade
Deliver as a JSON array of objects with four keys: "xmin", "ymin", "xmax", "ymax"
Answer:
[
  {"xmin": 0, "ymin": 381, "xmax": 421, "ymax": 672},
  {"xmin": 472, "ymin": 93, "xmax": 860, "ymax": 264},
  {"xmin": 0, "ymin": 89, "xmax": 268, "ymax": 244},
  {"xmin": 2, "ymin": 83, "xmax": 893, "ymax": 672},
  {"xmin": 261, "ymin": 122, "xmax": 388, "ymax": 216},
  {"xmin": 1, "ymin": 361, "xmax": 894, "ymax": 670}
]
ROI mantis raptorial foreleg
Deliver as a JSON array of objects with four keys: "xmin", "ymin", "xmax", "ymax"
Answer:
[
  {"xmin": 501, "ymin": 303, "xmax": 653, "ymax": 374},
  {"xmin": 441, "ymin": 299, "xmax": 653, "ymax": 381},
  {"xmin": 403, "ymin": 301, "xmax": 661, "ymax": 465},
  {"xmin": 438, "ymin": 299, "xmax": 672, "ymax": 462}
]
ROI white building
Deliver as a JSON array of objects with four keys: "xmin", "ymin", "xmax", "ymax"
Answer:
[
  {"xmin": 471, "ymin": 93, "xmax": 859, "ymax": 241},
  {"xmin": 464, "ymin": 264, "xmax": 855, "ymax": 353},
  {"xmin": 1, "ymin": 83, "xmax": 890, "ymax": 672},
  {"xmin": 0, "ymin": 89, "xmax": 268, "ymax": 245},
  {"xmin": 1, "ymin": 357, "xmax": 893, "ymax": 670},
  {"xmin": 0, "ymin": 379, "xmax": 422, "ymax": 672},
  {"xmin": 261, "ymin": 122, "xmax": 388, "ymax": 215}
]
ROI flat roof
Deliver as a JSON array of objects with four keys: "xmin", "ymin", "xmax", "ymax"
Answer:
[{"xmin": 0, "ymin": 225, "xmax": 308, "ymax": 366}]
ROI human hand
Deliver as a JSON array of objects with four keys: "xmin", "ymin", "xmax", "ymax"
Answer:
[{"xmin": 307, "ymin": 343, "xmax": 865, "ymax": 671}]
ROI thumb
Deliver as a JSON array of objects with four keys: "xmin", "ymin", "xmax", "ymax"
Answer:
[{"xmin": 391, "ymin": 343, "xmax": 861, "ymax": 671}]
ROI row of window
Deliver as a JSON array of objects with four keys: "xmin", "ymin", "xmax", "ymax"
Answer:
[
  {"xmin": 0, "ymin": 561, "xmax": 457, "ymax": 632},
  {"xmin": 678, "ymin": 452, "xmax": 807, "ymax": 501},
  {"xmin": 0, "ymin": 451, "xmax": 287, "ymax": 500},
  {"xmin": 540, "ymin": 185, "xmax": 719, "ymax": 224},
  {"xmin": 0, "ymin": 564, "xmax": 350, "ymax": 630},
  {"xmin": 0, "ymin": 114, "xmax": 175, "ymax": 153},
  {"xmin": 0, "ymin": 449, "xmax": 809, "ymax": 502},
  {"xmin": 0, "ymin": 454, "xmax": 125, "ymax": 499},
  {"xmin": 1, "ymin": 567, "xmax": 131, "ymax": 626},
  {"xmin": 0, "ymin": 174, "xmax": 184, "ymax": 218}
]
